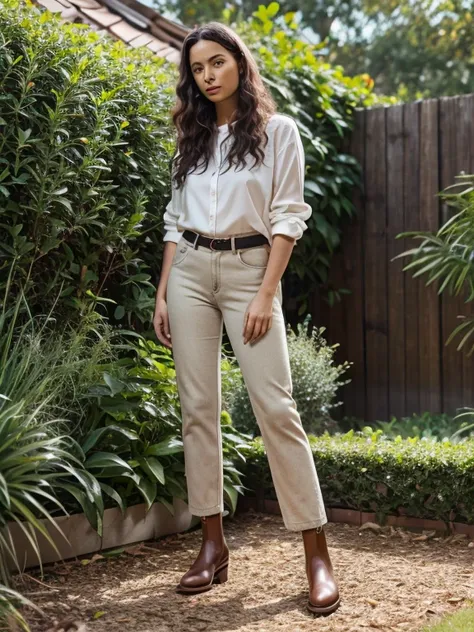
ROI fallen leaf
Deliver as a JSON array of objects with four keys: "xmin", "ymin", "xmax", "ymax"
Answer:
[
  {"xmin": 101, "ymin": 547, "xmax": 125, "ymax": 558},
  {"xmin": 450, "ymin": 534, "xmax": 468, "ymax": 544},
  {"xmin": 80, "ymin": 553, "xmax": 104, "ymax": 566},
  {"xmin": 90, "ymin": 554, "xmax": 104, "ymax": 563},
  {"xmin": 360, "ymin": 522, "xmax": 383, "ymax": 534},
  {"xmin": 52, "ymin": 568, "xmax": 70, "ymax": 577},
  {"xmin": 366, "ymin": 598, "xmax": 379, "ymax": 607},
  {"xmin": 124, "ymin": 544, "xmax": 148, "ymax": 557},
  {"xmin": 93, "ymin": 611, "xmax": 106, "ymax": 619}
]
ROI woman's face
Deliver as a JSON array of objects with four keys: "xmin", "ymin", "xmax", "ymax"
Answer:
[{"xmin": 189, "ymin": 40, "xmax": 240, "ymax": 103}]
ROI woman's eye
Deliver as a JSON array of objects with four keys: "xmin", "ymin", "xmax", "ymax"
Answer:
[{"xmin": 194, "ymin": 60, "xmax": 223, "ymax": 72}]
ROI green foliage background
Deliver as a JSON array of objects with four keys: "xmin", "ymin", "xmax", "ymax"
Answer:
[{"xmin": 0, "ymin": 0, "xmax": 388, "ymax": 327}]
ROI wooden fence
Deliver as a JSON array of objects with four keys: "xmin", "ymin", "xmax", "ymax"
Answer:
[{"xmin": 311, "ymin": 93, "xmax": 474, "ymax": 423}]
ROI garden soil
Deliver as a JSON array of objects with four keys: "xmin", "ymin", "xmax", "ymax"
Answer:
[{"xmin": 17, "ymin": 510, "xmax": 474, "ymax": 632}]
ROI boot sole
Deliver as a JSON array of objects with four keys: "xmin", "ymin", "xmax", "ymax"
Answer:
[
  {"xmin": 175, "ymin": 560, "xmax": 229, "ymax": 594},
  {"xmin": 307, "ymin": 596, "xmax": 341, "ymax": 615}
]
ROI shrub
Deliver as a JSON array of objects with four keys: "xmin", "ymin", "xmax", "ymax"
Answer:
[
  {"xmin": 371, "ymin": 412, "xmax": 474, "ymax": 444},
  {"xmin": 0, "ymin": 0, "xmax": 177, "ymax": 329},
  {"xmin": 0, "ymin": 294, "xmax": 117, "ymax": 572},
  {"xmin": 241, "ymin": 428, "xmax": 474, "ymax": 526},
  {"xmin": 78, "ymin": 335, "xmax": 253, "ymax": 518},
  {"xmin": 225, "ymin": 316, "xmax": 351, "ymax": 436}
]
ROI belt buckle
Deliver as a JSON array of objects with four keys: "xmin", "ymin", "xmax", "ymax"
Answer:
[{"xmin": 209, "ymin": 238, "xmax": 226, "ymax": 251}]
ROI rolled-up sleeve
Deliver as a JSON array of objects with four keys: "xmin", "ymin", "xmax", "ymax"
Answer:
[
  {"xmin": 163, "ymin": 182, "xmax": 183, "ymax": 243},
  {"xmin": 269, "ymin": 121, "xmax": 312, "ymax": 241}
]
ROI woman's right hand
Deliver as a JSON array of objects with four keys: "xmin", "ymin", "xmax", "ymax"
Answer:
[{"xmin": 153, "ymin": 297, "xmax": 172, "ymax": 348}]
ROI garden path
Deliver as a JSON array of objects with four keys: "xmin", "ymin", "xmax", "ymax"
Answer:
[{"xmin": 19, "ymin": 510, "xmax": 474, "ymax": 632}]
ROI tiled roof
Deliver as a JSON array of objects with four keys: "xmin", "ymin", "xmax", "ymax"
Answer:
[{"xmin": 32, "ymin": 0, "xmax": 189, "ymax": 64}]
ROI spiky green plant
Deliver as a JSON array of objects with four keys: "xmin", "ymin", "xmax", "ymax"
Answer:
[{"xmin": 394, "ymin": 173, "xmax": 474, "ymax": 355}]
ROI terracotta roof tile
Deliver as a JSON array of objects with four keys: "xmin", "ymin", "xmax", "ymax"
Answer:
[
  {"xmin": 128, "ymin": 32, "xmax": 155, "ymax": 48},
  {"xmin": 149, "ymin": 22, "xmax": 182, "ymax": 50},
  {"xmin": 37, "ymin": 0, "xmax": 69, "ymax": 12},
  {"xmin": 166, "ymin": 49, "xmax": 180, "ymax": 64},
  {"xmin": 146, "ymin": 37, "xmax": 169, "ymax": 53},
  {"xmin": 54, "ymin": 0, "xmax": 74, "ymax": 8},
  {"xmin": 66, "ymin": 0, "xmax": 102, "ymax": 8},
  {"xmin": 80, "ymin": 6, "xmax": 122, "ymax": 27},
  {"xmin": 33, "ymin": 0, "xmax": 189, "ymax": 64},
  {"xmin": 109, "ymin": 19, "xmax": 144, "ymax": 42},
  {"xmin": 154, "ymin": 45, "xmax": 176, "ymax": 58}
]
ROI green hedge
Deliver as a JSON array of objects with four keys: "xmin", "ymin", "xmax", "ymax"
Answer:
[
  {"xmin": 0, "ymin": 0, "xmax": 177, "ymax": 328},
  {"xmin": 241, "ymin": 429, "xmax": 474, "ymax": 525}
]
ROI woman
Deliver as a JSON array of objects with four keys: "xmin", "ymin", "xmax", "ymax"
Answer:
[{"xmin": 153, "ymin": 21, "xmax": 340, "ymax": 616}]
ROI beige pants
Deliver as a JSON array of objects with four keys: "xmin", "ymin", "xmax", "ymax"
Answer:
[{"xmin": 166, "ymin": 233, "xmax": 328, "ymax": 531}]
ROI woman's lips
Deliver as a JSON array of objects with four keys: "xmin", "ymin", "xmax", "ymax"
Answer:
[{"xmin": 206, "ymin": 86, "xmax": 220, "ymax": 93}]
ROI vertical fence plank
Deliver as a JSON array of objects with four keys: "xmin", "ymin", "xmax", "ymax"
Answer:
[
  {"xmin": 318, "ymin": 249, "xmax": 347, "ymax": 420},
  {"xmin": 386, "ymin": 105, "xmax": 406, "ymax": 418},
  {"xmin": 418, "ymin": 98, "xmax": 442, "ymax": 413},
  {"xmin": 403, "ymin": 102, "xmax": 421, "ymax": 416},
  {"xmin": 339, "ymin": 109, "xmax": 367, "ymax": 422},
  {"xmin": 364, "ymin": 106, "xmax": 388, "ymax": 421},
  {"xmin": 439, "ymin": 96, "xmax": 463, "ymax": 415},
  {"xmin": 458, "ymin": 94, "xmax": 474, "ymax": 411},
  {"xmin": 309, "ymin": 94, "xmax": 473, "ymax": 422}
]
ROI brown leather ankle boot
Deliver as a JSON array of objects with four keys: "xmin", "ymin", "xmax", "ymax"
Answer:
[
  {"xmin": 176, "ymin": 512, "xmax": 229, "ymax": 594},
  {"xmin": 302, "ymin": 525, "xmax": 340, "ymax": 615}
]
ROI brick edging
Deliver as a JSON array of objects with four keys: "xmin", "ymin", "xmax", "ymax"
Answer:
[{"xmin": 236, "ymin": 497, "xmax": 474, "ymax": 537}]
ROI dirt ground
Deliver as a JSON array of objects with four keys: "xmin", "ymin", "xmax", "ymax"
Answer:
[{"xmin": 17, "ymin": 510, "xmax": 474, "ymax": 632}]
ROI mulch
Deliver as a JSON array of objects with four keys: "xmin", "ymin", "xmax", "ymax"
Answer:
[{"xmin": 15, "ymin": 509, "xmax": 474, "ymax": 632}]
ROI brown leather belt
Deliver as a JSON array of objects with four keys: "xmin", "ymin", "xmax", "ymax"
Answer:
[{"xmin": 183, "ymin": 230, "xmax": 269, "ymax": 251}]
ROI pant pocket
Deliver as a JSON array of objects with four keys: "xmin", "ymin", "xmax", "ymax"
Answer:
[
  {"xmin": 172, "ymin": 240, "xmax": 191, "ymax": 266},
  {"xmin": 237, "ymin": 245, "xmax": 270, "ymax": 269}
]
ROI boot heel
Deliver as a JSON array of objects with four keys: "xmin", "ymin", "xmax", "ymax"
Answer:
[{"xmin": 214, "ymin": 565, "xmax": 228, "ymax": 584}]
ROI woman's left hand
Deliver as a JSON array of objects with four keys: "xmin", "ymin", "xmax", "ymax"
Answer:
[{"xmin": 243, "ymin": 290, "xmax": 274, "ymax": 345}]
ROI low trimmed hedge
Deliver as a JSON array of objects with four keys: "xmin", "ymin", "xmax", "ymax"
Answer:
[{"xmin": 240, "ymin": 429, "xmax": 474, "ymax": 525}]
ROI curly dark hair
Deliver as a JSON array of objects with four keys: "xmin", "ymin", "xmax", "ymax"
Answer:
[{"xmin": 170, "ymin": 21, "xmax": 277, "ymax": 189}]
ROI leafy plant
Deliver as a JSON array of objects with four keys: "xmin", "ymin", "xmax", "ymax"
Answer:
[
  {"xmin": 394, "ymin": 173, "xmax": 474, "ymax": 354},
  {"xmin": 226, "ymin": 315, "xmax": 351, "ymax": 436},
  {"xmin": 228, "ymin": 3, "xmax": 391, "ymax": 314},
  {"xmin": 1, "ymin": 282, "xmax": 119, "ymax": 436},
  {"xmin": 0, "ymin": 0, "xmax": 177, "ymax": 329},
  {"xmin": 0, "ymin": 289, "xmax": 116, "ymax": 575},
  {"xmin": 0, "ymin": 584, "xmax": 41, "ymax": 632},
  {"xmin": 370, "ymin": 412, "xmax": 474, "ymax": 444},
  {"xmin": 78, "ymin": 334, "xmax": 253, "ymax": 517},
  {"xmin": 0, "ymin": 395, "xmax": 101, "ymax": 580}
]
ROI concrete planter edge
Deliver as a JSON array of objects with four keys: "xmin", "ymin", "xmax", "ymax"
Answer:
[{"xmin": 6, "ymin": 497, "xmax": 201, "ymax": 570}]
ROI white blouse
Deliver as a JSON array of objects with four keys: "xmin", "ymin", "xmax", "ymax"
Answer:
[{"xmin": 162, "ymin": 113, "xmax": 312, "ymax": 245}]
